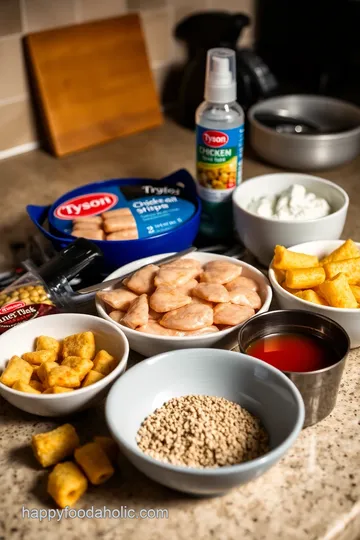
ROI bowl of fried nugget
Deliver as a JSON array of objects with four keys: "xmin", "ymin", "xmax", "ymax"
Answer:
[
  {"xmin": 96, "ymin": 252, "xmax": 272, "ymax": 357},
  {"xmin": 0, "ymin": 313, "xmax": 129, "ymax": 416},
  {"xmin": 269, "ymin": 239, "xmax": 360, "ymax": 348}
]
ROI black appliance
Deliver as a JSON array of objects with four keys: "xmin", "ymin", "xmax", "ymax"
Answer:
[
  {"xmin": 255, "ymin": 0, "xmax": 360, "ymax": 105},
  {"xmin": 174, "ymin": 11, "xmax": 277, "ymax": 130}
]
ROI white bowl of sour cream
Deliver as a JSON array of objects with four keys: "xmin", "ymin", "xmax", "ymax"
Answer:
[{"xmin": 233, "ymin": 173, "xmax": 349, "ymax": 266}]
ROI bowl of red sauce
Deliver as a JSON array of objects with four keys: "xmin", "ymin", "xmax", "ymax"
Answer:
[{"xmin": 238, "ymin": 310, "xmax": 350, "ymax": 427}]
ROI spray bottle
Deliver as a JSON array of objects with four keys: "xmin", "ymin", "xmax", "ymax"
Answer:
[{"xmin": 195, "ymin": 48, "xmax": 244, "ymax": 239}]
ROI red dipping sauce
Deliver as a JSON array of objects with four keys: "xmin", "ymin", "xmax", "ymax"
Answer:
[{"xmin": 246, "ymin": 333, "xmax": 336, "ymax": 373}]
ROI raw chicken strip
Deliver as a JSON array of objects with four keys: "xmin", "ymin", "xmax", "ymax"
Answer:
[
  {"xmin": 182, "ymin": 325, "xmax": 219, "ymax": 336},
  {"xmin": 228, "ymin": 287, "xmax": 262, "ymax": 309},
  {"xmin": 126, "ymin": 264, "xmax": 159, "ymax": 295},
  {"xmin": 160, "ymin": 303, "xmax": 213, "ymax": 331},
  {"xmin": 137, "ymin": 321, "xmax": 184, "ymax": 336},
  {"xmin": 73, "ymin": 216, "xmax": 102, "ymax": 225},
  {"xmin": 225, "ymin": 276, "xmax": 259, "ymax": 292},
  {"xmin": 73, "ymin": 221, "xmax": 101, "ymax": 230},
  {"xmin": 190, "ymin": 296, "xmax": 213, "ymax": 308},
  {"xmin": 97, "ymin": 288, "xmax": 138, "ymax": 310},
  {"xmin": 107, "ymin": 229, "xmax": 138, "ymax": 240},
  {"xmin": 102, "ymin": 208, "xmax": 132, "ymax": 219},
  {"xmin": 72, "ymin": 229, "xmax": 105, "ymax": 240},
  {"xmin": 162, "ymin": 258, "xmax": 202, "ymax": 270},
  {"xmin": 201, "ymin": 261, "xmax": 242, "ymax": 284},
  {"xmin": 103, "ymin": 215, "xmax": 136, "ymax": 233},
  {"xmin": 177, "ymin": 278, "xmax": 198, "ymax": 296},
  {"xmin": 193, "ymin": 283, "xmax": 229, "ymax": 303},
  {"xmin": 150, "ymin": 286, "xmax": 192, "ymax": 313},
  {"xmin": 154, "ymin": 267, "xmax": 198, "ymax": 288},
  {"xmin": 109, "ymin": 310, "xmax": 126, "ymax": 323},
  {"xmin": 122, "ymin": 294, "xmax": 149, "ymax": 330},
  {"xmin": 149, "ymin": 308, "xmax": 161, "ymax": 320},
  {"xmin": 213, "ymin": 303, "xmax": 254, "ymax": 326},
  {"xmin": 162, "ymin": 258, "xmax": 202, "ymax": 277}
]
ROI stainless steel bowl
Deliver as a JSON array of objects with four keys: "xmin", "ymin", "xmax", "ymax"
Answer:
[
  {"xmin": 238, "ymin": 310, "xmax": 350, "ymax": 427},
  {"xmin": 248, "ymin": 95, "xmax": 360, "ymax": 170}
]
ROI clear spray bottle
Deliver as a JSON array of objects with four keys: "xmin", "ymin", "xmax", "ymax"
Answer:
[{"xmin": 195, "ymin": 48, "xmax": 244, "ymax": 239}]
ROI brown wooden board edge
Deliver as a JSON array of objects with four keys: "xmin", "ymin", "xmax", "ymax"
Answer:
[{"xmin": 24, "ymin": 14, "xmax": 164, "ymax": 158}]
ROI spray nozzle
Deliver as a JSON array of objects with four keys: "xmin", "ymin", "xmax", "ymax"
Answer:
[{"xmin": 204, "ymin": 48, "xmax": 236, "ymax": 103}]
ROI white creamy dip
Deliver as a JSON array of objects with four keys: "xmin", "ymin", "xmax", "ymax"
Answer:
[{"xmin": 247, "ymin": 184, "xmax": 331, "ymax": 220}]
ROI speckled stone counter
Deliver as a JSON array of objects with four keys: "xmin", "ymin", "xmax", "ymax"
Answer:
[{"xmin": 0, "ymin": 121, "xmax": 359, "ymax": 540}]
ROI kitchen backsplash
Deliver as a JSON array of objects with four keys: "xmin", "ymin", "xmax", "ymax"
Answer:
[{"xmin": 0, "ymin": 0, "xmax": 255, "ymax": 158}]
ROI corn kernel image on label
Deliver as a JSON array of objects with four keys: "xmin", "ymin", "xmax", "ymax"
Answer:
[{"xmin": 196, "ymin": 126, "xmax": 244, "ymax": 202}]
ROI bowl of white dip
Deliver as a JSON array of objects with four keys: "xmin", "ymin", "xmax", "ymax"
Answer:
[{"xmin": 232, "ymin": 173, "xmax": 349, "ymax": 265}]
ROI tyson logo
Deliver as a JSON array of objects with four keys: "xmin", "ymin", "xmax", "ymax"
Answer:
[
  {"xmin": 202, "ymin": 130, "xmax": 229, "ymax": 148},
  {"xmin": 0, "ymin": 301, "xmax": 26, "ymax": 314},
  {"xmin": 54, "ymin": 193, "xmax": 118, "ymax": 220}
]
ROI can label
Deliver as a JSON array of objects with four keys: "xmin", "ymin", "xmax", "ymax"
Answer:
[
  {"xmin": 51, "ymin": 181, "xmax": 196, "ymax": 240},
  {"xmin": 196, "ymin": 125, "xmax": 244, "ymax": 203},
  {"xmin": 0, "ymin": 303, "xmax": 58, "ymax": 334}
]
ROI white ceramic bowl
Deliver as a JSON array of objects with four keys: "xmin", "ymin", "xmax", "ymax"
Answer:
[
  {"xmin": 269, "ymin": 240, "xmax": 360, "ymax": 348},
  {"xmin": 0, "ymin": 313, "xmax": 129, "ymax": 417},
  {"xmin": 106, "ymin": 348, "xmax": 305, "ymax": 496},
  {"xmin": 233, "ymin": 173, "xmax": 349, "ymax": 266},
  {"xmin": 96, "ymin": 251, "xmax": 272, "ymax": 357}
]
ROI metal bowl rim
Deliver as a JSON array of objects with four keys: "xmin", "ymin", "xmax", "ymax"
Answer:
[
  {"xmin": 248, "ymin": 94, "xmax": 360, "ymax": 141},
  {"xmin": 238, "ymin": 309, "xmax": 350, "ymax": 376}
]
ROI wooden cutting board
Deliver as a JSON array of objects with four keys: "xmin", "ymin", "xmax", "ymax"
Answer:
[{"xmin": 25, "ymin": 14, "xmax": 163, "ymax": 157}]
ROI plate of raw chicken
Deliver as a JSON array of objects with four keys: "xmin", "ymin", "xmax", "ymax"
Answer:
[{"xmin": 96, "ymin": 252, "xmax": 272, "ymax": 356}]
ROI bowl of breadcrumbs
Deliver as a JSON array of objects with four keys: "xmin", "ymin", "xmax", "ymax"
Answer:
[{"xmin": 105, "ymin": 348, "xmax": 305, "ymax": 495}]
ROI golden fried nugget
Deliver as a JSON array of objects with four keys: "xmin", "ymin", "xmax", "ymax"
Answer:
[
  {"xmin": 12, "ymin": 380, "xmax": 41, "ymax": 394},
  {"xmin": 61, "ymin": 356, "xmax": 93, "ymax": 382},
  {"xmin": 273, "ymin": 269, "xmax": 286, "ymax": 284},
  {"xmin": 93, "ymin": 436, "xmax": 118, "ymax": 463},
  {"xmin": 81, "ymin": 370, "xmax": 105, "ymax": 387},
  {"xmin": 285, "ymin": 267, "xmax": 325, "ymax": 289},
  {"xmin": 29, "ymin": 380, "xmax": 44, "ymax": 392},
  {"xmin": 47, "ymin": 366, "xmax": 81, "ymax": 388},
  {"xmin": 350, "ymin": 285, "xmax": 360, "ymax": 303},
  {"xmin": 48, "ymin": 462, "xmax": 88, "ymax": 508},
  {"xmin": 36, "ymin": 361, "xmax": 59, "ymax": 387},
  {"xmin": 22, "ymin": 350, "xmax": 57, "ymax": 365},
  {"xmin": 62, "ymin": 332, "xmax": 96, "ymax": 360},
  {"xmin": 0, "ymin": 356, "xmax": 33, "ymax": 387},
  {"xmin": 36, "ymin": 336, "xmax": 61, "ymax": 356},
  {"xmin": 92, "ymin": 350, "xmax": 117, "ymax": 376},
  {"xmin": 319, "ymin": 273, "xmax": 358, "ymax": 308},
  {"xmin": 273, "ymin": 245, "xmax": 319, "ymax": 270},
  {"xmin": 43, "ymin": 386, "xmax": 74, "ymax": 394},
  {"xmin": 294, "ymin": 290, "xmax": 329, "ymax": 306},
  {"xmin": 320, "ymin": 239, "xmax": 360, "ymax": 266},
  {"xmin": 32, "ymin": 424, "xmax": 80, "ymax": 468},
  {"xmin": 281, "ymin": 284, "xmax": 302, "ymax": 295},
  {"xmin": 74, "ymin": 442, "xmax": 114, "ymax": 485},
  {"xmin": 324, "ymin": 257, "xmax": 360, "ymax": 284}
]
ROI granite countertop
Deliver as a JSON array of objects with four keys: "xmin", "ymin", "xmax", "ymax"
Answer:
[{"xmin": 0, "ymin": 121, "xmax": 359, "ymax": 540}]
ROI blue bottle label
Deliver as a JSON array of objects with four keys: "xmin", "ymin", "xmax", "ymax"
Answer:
[
  {"xmin": 196, "ymin": 124, "xmax": 244, "ymax": 203},
  {"xmin": 196, "ymin": 124, "xmax": 244, "ymax": 237}
]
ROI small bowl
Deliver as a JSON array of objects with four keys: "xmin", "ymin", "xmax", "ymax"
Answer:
[
  {"xmin": 232, "ymin": 173, "xmax": 349, "ymax": 266},
  {"xmin": 238, "ymin": 310, "xmax": 350, "ymax": 427},
  {"xmin": 268, "ymin": 240, "xmax": 360, "ymax": 348},
  {"xmin": 105, "ymin": 348, "xmax": 304, "ymax": 496},
  {"xmin": 0, "ymin": 313, "xmax": 129, "ymax": 417},
  {"xmin": 96, "ymin": 251, "xmax": 272, "ymax": 357}
]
